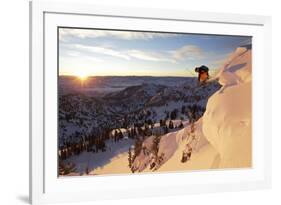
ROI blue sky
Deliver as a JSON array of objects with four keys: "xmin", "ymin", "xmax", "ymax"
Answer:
[{"xmin": 59, "ymin": 28, "xmax": 251, "ymax": 77}]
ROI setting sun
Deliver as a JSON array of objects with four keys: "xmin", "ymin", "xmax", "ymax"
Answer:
[{"xmin": 76, "ymin": 71, "xmax": 89, "ymax": 81}]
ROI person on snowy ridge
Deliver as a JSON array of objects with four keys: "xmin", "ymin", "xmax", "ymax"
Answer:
[{"xmin": 195, "ymin": 65, "xmax": 209, "ymax": 84}]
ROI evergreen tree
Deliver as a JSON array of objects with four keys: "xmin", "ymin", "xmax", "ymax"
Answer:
[
  {"xmin": 132, "ymin": 138, "xmax": 143, "ymax": 162},
  {"xmin": 170, "ymin": 109, "xmax": 178, "ymax": 120},
  {"xmin": 130, "ymin": 127, "xmax": 136, "ymax": 139},
  {"xmin": 152, "ymin": 135, "xmax": 161, "ymax": 159},
  {"xmin": 169, "ymin": 120, "xmax": 174, "ymax": 129},
  {"xmin": 59, "ymin": 162, "xmax": 76, "ymax": 175},
  {"xmin": 151, "ymin": 121, "xmax": 154, "ymax": 129},
  {"xmin": 150, "ymin": 135, "xmax": 162, "ymax": 170},
  {"xmin": 118, "ymin": 130, "xmax": 124, "ymax": 140},
  {"xmin": 128, "ymin": 147, "xmax": 132, "ymax": 169},
  {"xmin": 114, "ymin": 130, "xmax": 118, "ymax": 142},
  {"xmin": 181, "ymin": 105, "xmax": 186, "ymax": 114},
  {"xmin": 159, "ymin": 119, "xmax": 163, "ymax": 127},
  {"xmin": 85, "ymin": 166, "xmax": 89, "ymax": 175},
  {"xmin": 179, "ymin": 121, "xmax": 184, "ymax": 128}
]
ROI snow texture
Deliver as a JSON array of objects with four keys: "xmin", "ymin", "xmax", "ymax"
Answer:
[{"xmin": 202, "ymin": 47, "xmax": 252, "ymax": 168}]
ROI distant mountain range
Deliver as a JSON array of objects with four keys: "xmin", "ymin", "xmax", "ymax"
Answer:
[{"xmin": 58, "ymin": 76, "xmax": 221, "ymax": 146}]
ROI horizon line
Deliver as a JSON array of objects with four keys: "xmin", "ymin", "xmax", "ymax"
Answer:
[{"xmin": 58, "ymin": 74, "xmax": 196, "ymax": 78}]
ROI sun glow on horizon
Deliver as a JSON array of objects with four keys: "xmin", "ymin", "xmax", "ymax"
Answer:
[{"xmin": 74, "ymin": 70, "xmax": 89, "ymax": 81}]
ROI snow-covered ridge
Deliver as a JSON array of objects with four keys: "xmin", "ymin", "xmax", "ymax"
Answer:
[{"xmin": 202, "ymin": 46, "xmax": 252, "ymax": 168}]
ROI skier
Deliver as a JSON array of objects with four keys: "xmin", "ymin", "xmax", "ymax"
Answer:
[{"xmin": 195, "ymin": 65, "xmax": 209, "ymax": 84}]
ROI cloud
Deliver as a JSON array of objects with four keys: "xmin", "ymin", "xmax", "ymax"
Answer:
[
  {"xmin": 62, "ymin": 50, "xmax": 104, "ymax": 63},
  {"xmin": 172, "ymin": 45, "xmax": 203, "ymax": 60},
  {"xmin": 73, "ymin": 44, "xmax": 131, "ymax": 60},
  {"xmin": 65, "ymin": 51, "xmax": 81, "ymax": 57},
  {"xmin": 59, "ymin": 28, "xmax": 178, "ymax": 41},
  {"xmin": 127, "ymin": 50, "xmax": 175, "ymax": 63},
  {"xmin": 62, "ymin": 43, "xmax": 208, "ymax": 65},
  {"xmin": 64, "ymin": 43, "xmax": 177, "ymax": 63}
]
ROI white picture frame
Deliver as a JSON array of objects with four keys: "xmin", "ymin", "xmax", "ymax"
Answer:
[{"xmin": 30, "ymin": 1, "xmax": 272, "ymax": 204}]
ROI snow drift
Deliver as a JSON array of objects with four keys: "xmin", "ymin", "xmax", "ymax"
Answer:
[{"xmin": 202, "ymin": 46, "xmax": 252, "ymax": 168}]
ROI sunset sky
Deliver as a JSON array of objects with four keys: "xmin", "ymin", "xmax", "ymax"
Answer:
[{"xmin": 59, "ymin": 27, "xmax": 251, "ymax": 77}]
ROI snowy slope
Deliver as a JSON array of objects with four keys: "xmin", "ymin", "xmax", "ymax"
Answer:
[
  {"xmin": 132, "ymin": 118, "xmax": 218, "ymax": 173},
  {"xmin": 202, "ymin": 46, "xmax": 252, "ymax": 168},
  {"xmin": 94, "ymin": 118, "xmax": 219, "ymax": 174}
]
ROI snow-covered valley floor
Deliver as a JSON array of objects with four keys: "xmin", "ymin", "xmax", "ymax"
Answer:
[{"xmin": 63, "ymin": 139, "xmax": 134, "ymax": 175}]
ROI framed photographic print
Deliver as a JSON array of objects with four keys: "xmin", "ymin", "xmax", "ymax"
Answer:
[{"xmin": 30, "ymin": 1, "xmax": 272, "ymax": 204}]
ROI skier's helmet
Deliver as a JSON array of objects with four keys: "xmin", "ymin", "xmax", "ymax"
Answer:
[{"xmin": 195, "ymin": 65, "xmax": 209, "ymax": 73}]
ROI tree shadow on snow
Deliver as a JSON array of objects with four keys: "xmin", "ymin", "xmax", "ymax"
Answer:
[{"xmin": 64, "ymin": 139, "xmax": 134, "ymax": 174}]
